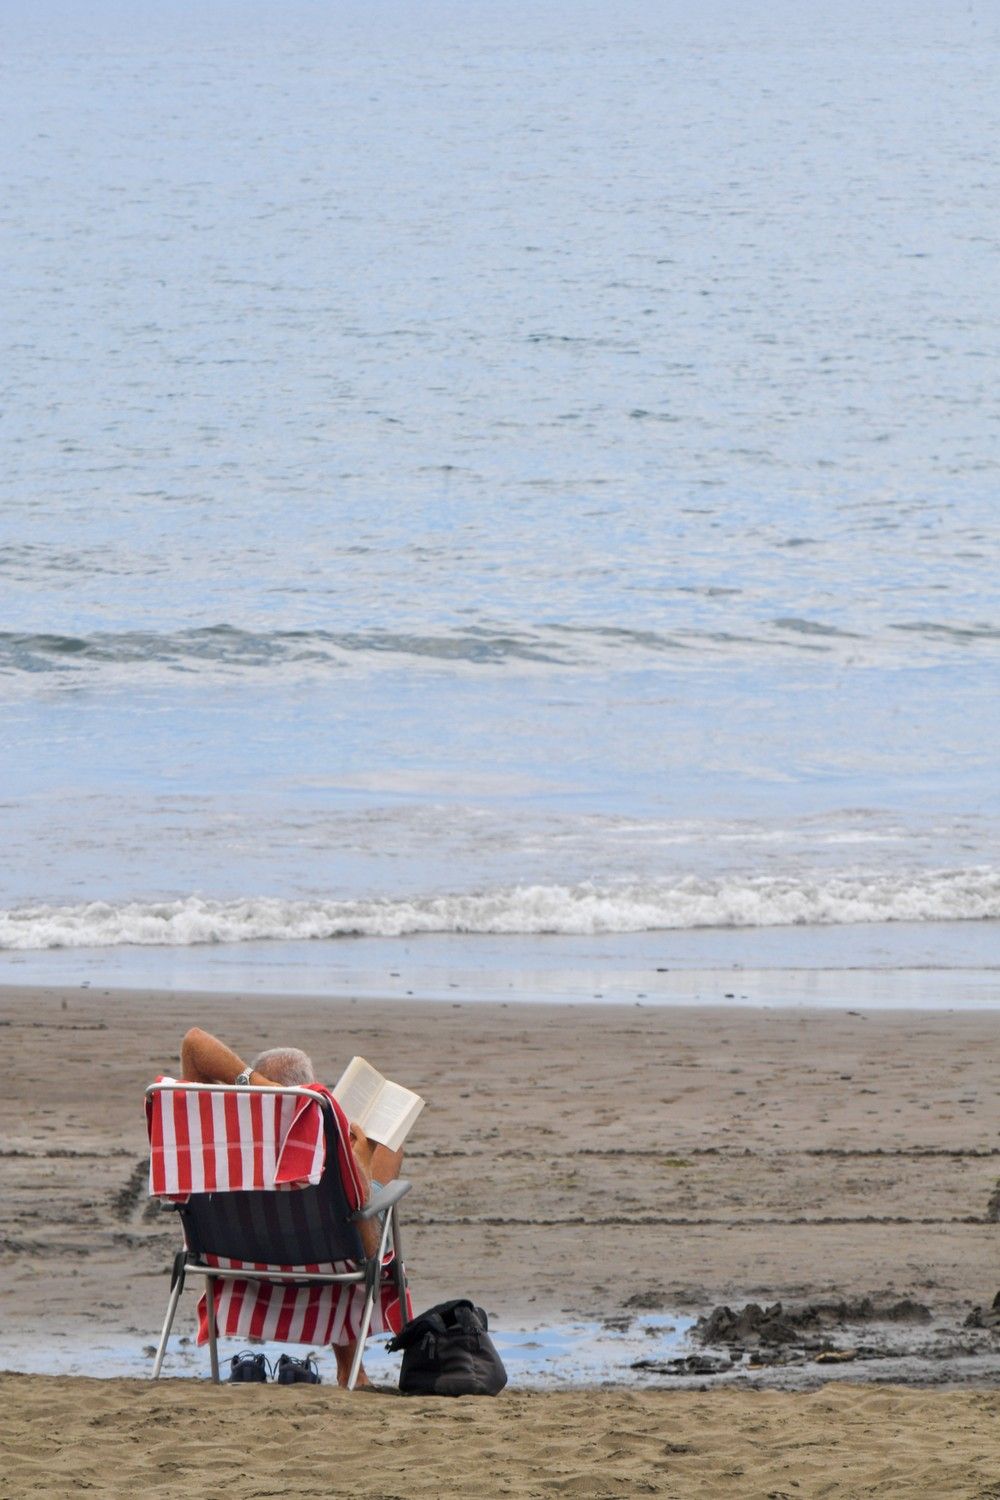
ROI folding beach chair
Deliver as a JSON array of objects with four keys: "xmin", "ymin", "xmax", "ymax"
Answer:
[{"xmin": 145, "ymin": 1079, "xmax": 412, "ymax": 1389}]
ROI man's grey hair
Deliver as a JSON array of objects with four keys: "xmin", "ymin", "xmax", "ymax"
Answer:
[{"xmin": 250, "ymin": 1046, "xmax": 316, "ymax": 1086}]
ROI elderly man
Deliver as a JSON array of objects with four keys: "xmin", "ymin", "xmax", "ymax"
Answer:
[{"xmin": 179, "ymin": 1026, "xmax": 404, "ymax": 1388}]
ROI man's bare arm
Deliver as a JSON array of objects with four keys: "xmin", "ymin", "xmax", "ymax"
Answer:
[{"xmin": 179, "ymin": 1027, "xmax": 276, "ymax": 1086}]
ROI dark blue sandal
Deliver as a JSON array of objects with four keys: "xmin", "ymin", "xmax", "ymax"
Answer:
[
  {"xmin": 275, "ymin": 1352, "xmax": 322, "ymax": 1385},
  {"xmin": 229, "ymin": 1350, "xmax": 269, "ymax": 1383}
]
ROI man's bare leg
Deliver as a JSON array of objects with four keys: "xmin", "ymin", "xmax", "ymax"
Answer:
[{"xmin": 335, "ymin": 1342, "xmax": 370, "ymax": 1388}]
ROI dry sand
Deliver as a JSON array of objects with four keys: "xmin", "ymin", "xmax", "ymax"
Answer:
[
  {"xmin": 3, "ymin": 983, "xmax": 1000, "ymax": 1496},
  {"xmin": 5, "ymin": 1375, "xmax": 1000, "ymax": 1498}
]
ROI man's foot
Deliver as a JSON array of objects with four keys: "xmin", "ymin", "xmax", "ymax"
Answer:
[{"xmin": 334, "ymin": 1342, "xmax": 370, "ymax": 1388}]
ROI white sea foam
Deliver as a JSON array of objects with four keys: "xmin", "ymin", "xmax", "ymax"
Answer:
[{"xmin": 2, "ymin": 871, "xmax": 998, "ymax": 951}]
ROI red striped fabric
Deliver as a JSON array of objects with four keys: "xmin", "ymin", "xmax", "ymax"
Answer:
[
  {"xmin": 198, "ymin": 1091, "xmax": 217, "ymax": 1192},
  {"xmin": 146, "ymin": 1079, "xmax": 338, "ymax": 1197},
  {"xmin": 174, "ymin": 1090, "xmax": 192, "ymax": 1195},
  {"xmin": 195, "ymin": 1254, "xmax": 410, "ymax": 1348}
]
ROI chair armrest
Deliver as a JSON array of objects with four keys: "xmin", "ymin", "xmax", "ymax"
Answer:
[{"xmin": 352, "ymin": 1178, "xmax": 412, "ymax": 1221}]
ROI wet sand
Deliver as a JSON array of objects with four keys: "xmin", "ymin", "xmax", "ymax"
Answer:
[{"xmin": 3, "ymin": 983, "xmax": 1000, "ymax": 1493}]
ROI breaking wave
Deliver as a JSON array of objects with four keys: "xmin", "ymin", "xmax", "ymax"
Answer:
[
  {"xmin": 0, "ymin": 624, "xmax": 566, "ymax": 674},
  {"xmin": 4, "ymin": 619, "xmax": 998, "ymax": 683},
  {"xmin": 2, "ymin": 870, "xmax": 998, "ymax": 950}
]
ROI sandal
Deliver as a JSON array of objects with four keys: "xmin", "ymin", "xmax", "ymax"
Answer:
[
  {"xmin": 229, "ymin": 1350, "xmax": 269, "ymax": 1383},
  {"xmin": 275, "ymin": 1352, "xmax": 322, "ymax": 1385}
]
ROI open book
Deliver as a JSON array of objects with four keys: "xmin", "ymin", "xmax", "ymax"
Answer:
[{"xmin": 332, "ymin": 1056, "xmax": 425, "ymax": 1153}]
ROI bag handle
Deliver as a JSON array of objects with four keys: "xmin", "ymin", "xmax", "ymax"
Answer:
[{"xmin": 386, "ymin": 1298, "xmax": 487, "ymax": 1351}]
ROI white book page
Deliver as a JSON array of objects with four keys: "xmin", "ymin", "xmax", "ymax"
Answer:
[
  {"xmin": 332, "ymin": 1057, "xmax": 383, "ymax": 1125},
  {"xmin": 362, "ymin": 1081, "xmax": 425, "ymax": 1152}
]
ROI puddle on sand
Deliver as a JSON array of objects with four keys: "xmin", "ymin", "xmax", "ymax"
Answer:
[
  {"xmin": 0, "ymin": 1316, "xmax": 696, "ymax": 1387},
  {"xmin": 5, "ymin": 1316, "xmax": 1000, "ymax": 1389},
  {"xmin": 371, "ymin": 1315, "xmax": 698, "ymax": 1388}
]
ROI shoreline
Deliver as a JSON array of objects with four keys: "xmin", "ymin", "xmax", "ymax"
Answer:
[
  {"xmin": 2, "ymin": 928, "xmax": 998, "ymax": 1011},
  {"xmin": 5, "ymin": 968, "xmax": 1000, "ymax": 1009}
]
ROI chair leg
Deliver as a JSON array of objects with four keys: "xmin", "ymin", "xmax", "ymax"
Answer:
[
  {"xmin": 205, "ymin": 1274, "xmax": 220, "ymax": 1383},
  {"xmin": 151, "ymin": 1255, "xmax": 186, "ymax": 1380},
  {"xmin": 346, "ymin": 1288, "xmax": 377, "ymax": 1392},
  {"xmin": 347, "ymin": 1240, "xmax": 391, "ymax": 1392}
]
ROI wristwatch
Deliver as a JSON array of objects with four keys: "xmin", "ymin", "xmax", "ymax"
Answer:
[{"xmin": 234, "ymin": 1067, "xmax": 252, "ymax": 1086}]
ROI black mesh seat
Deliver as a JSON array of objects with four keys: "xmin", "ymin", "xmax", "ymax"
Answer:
[{"xmin": 179, "ymin": 1179, "xmax": 364, "ymax": 1268}]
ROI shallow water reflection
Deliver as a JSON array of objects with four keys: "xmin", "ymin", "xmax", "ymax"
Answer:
[
  {"xmin": 3, "ymin": 1316, "xmax": 697, "ymax": 1388},
  {"xmin": 370, "ymin": 1315, "xmax": 699, "ymax": 1389}
]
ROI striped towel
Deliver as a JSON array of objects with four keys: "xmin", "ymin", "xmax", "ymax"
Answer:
[
  {"xmin": 146, "ymin": 1079, "xmax": 364, "ymax": 1198},
  {"xmin": 196, "ymin": 1253, "xmax": 409, "ymax": 1348},
  {"xmin": 145, "ymin": 1080, "xmax": 409, "ymax": 1347}
]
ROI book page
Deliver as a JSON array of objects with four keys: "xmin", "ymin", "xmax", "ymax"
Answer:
[
  {"xmin": 362, "ymin": 1080, "xmax": 425, "ymax": 1152},
  {"xmin": 331, "ymin": 1056, "xmax": 384, "ymax": 1125}
]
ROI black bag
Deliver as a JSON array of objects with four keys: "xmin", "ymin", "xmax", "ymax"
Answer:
[{"xmin": 387, "ymin": 1299, "xmax": 508, "ymax": 1396}]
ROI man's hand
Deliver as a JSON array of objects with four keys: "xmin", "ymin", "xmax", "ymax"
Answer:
[
  {"xmin": 371, "ymin": 1142, "xmax": 404, "ymax": 1185},
  {"xmin": 348, "ymin": 1121, "xmax": 375, "ymax": 1175},
  {"xmin": 348, "ymin": 1124, "xmax": 403, "ymax": 1187}
]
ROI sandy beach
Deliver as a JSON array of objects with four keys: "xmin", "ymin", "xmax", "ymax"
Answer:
[
  {"xmin": 3, "ymin": 982, "xmax": 1000, "ymax": 1494},
  {"xmin": 5, "ymin": 1375, "xmax": 1000, "ymax": 1498}
]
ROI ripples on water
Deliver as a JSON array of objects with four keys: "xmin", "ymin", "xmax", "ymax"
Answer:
[{"xmin": 1, "ymin": 0, "xmax": 998, "ymax": 954}]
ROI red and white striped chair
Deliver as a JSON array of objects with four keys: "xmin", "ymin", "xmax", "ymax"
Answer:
[{"xmin": 145, "ymin": 1078, "xmax": 412, "ymax": 1388}]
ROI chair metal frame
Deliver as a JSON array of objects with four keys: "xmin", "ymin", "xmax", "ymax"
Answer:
[{"xmin": 146, "ymin": 1080, "xmax": 411, "ymax": 1390}]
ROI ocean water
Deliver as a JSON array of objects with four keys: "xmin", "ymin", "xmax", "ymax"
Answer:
[{"xmin": 2, "ymin": 0, "xmax": 998, "ymax": 991}]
